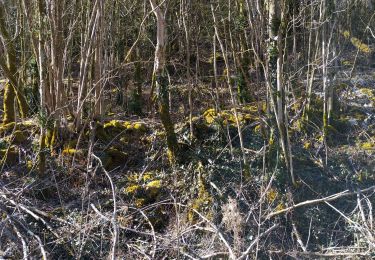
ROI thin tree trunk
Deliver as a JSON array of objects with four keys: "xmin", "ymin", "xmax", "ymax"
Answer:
[{"xmin": 149, "ymin": 0, "xmax": 179, "ymax": 164}]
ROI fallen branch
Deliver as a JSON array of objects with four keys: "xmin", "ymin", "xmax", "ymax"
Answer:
[
  {"xmin": 266, "ymin": 185, "xmax": 375, "ymax": 219},
  {"xmin": 286, "ymin": 250, "xmax": 371, "ymax": 258},
  {"xmin": 237, "ymin": 224, "xmax": 279, "ymax": 260}
]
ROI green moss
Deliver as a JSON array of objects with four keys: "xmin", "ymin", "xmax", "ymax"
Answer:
[
  {"xmin": 146, "ymin": 179, "xmax": 161, "ymax": 188},
  {"xmin": 254, "ymin": 124, "xmax": 262, "ymax": 134},
  {"xmin": 26, "ymin": 160, "xmax": 34, "ymax": 171},
  {"xmin": 135, "ymin": 198, "xmax": 146, "ymax": 208},
  {"xmin": 132, "ymin": 122, "xmax": 146, "ymax": 132},
  {"xmin": 243, "ymin": 104, "xmax": 259, "ymax": 113},
  {"xmin": 62, "ymin": 148, "xmax": 83, "ymax": 156},
  {"xmin": 341, "ymin": 30, "xmax": 372, "ymax": 53},
  {"xmin": 351, "ymin": 37, "xmax": 371, "ymax": 53},
  {"xmin": 142, "ymin": 173, "xmax": 153, "ymax": 182},
  {"xmin": 145, "ymin": 180, "xmax": 162, "ymax": 197},
  {"xmin": 2, "ymin": 83, "xmax": 16, "ymax": 124},
  {"xmin": 104, "ymin": 120, "xmax": 124, "ymax": 129},
  {"xmin": 45, "ymin": 128, "xmax": 54, "ymax": 148},
  {"xmin": 124, "ymin": 185, "xmax": 141, "ymax": 194},
  {"xmin": 203, "ymin": 105, "xmax": 261, "ymax": 128},
  {"xmin": 303, "ymin": 141, "xmax": 311, "ymax": 149},
  {"xmin": 0, "ymin": 122, "xmax": 16, "ymax": 134},
  {"xmin": 203, "ymin": 108, "xmax": 217, "ymax": 124},
  {"xmin": 123, "ymin": 121, "xmax": 131, "ymax": 128},
  {"xmin": 188, "ymin": 175, "xmax": 213, "ymax": 223},
  {"xmin": 123, "ymin": 172, "xmax": 162, "ymax": 208}
]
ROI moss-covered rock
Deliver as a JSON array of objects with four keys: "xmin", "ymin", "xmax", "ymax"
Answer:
[
  {"xmin": 101, "ymin": 148, "xmax": 128, "ymax": 170},
  {"xmin": 12, "ymin": 130, "xmax": 27, "ymax": 144},
  {"xmin": 103, "ymin": 120, "xmax": 125, "ymax": 129},
  {"xmin": 203, "ymin": 107, "xmax": 260, "ymax": 127},
  {"xmin": 0, "ymin": 146, "xmax": 18, "ymax": 165},
  {"xmin": 123, "ymin": 172, "xmax": 163, "ymax": 208},
  {"xmin": 132, "ymin": 122, "xmax": 147, "ymax": 132}
]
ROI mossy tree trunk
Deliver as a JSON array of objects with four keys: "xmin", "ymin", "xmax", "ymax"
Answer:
[
  {"xmin": 149, "ymin": 0, "xmax": 179, "ymax": 164},
  {"xmin": 0, "ymin": 2, "xmax": 28, "ymax": 124},
  {"xmin": 2, "ymin": 83, "xmax": 15, "ymax": 124}
]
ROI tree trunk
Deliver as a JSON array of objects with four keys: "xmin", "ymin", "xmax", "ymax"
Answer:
[
  {"xmin": 0, "ymin": 2, "xmax": 28, "ymax": 123},
  {"xmin": 149, "ymin": 0, "xmax": 179, "ymax": 164},
  {"xmin": 267, "ymin": 0, "xmax": 296, "ymax": 186}
]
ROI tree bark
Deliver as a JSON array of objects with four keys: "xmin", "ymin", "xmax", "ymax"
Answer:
[
  {"xmin": 149, "ymin": 0, "xmax": 179, "ymax": 164},
  {"xmin": 267, "ymin": 0, "xmax": 296, "ymax": 186},
  {"xmin": 0, "ymin": 2, "xmax": 28, "ymax": 123}
]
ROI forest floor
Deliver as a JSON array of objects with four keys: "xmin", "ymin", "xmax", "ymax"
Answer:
[{"xmin": 0, "ymin": 71, "xmax": 374, "ymax": 258}]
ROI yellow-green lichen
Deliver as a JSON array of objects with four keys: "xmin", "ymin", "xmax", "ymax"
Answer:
[
  {"xmin": 359, "ymin": 88, "xmax": 375, "ymax": 98},
  {"xmin": 146, "ymin": 180, "xmax": 161, "ymax": 188},
  {"xmin": 146, "ymin": 180, "xmax": 162, "ymax": 197},
  {"xmin": 104, "ymin": 120, "xmax": 125, "ymax": 129},
  {"xmin": 132, "ymin": 122, "xmax": 147, "ymax": 132},
  {"xmin": 266, "ymin": 188, "xmax": 278, "ymax": 203},
  {"xmin": 254, "ymin": 124, "xmax": 262, "ymax": 134},
  {"xmin": 361, "ymin": 141, "xmax": 374, "ymax": 150},
  {"xmin": 0, "ymin": 122, "xmax": 16, "ymax": 133},
  {"xmin": 124, "ymin": 172, "xmax": 162, "ymax": 208},
  {"xmin": 351, "ymin": 37, "xmax": 371, "ymax": 53},
  {"xmin": 303, "ymin": 141, "xmax": 311, "ymax": 149},
  {"xmin": 142, "ymin": 173, "xmax": 153, "ymax": 182},
  {"xmin": 123, "ymin": 121, "xmax": 131, "ymax": 128},
  {"xmin": 135, "ymin": 198, "xmax": 146, "ymax": 208},
  {"xmin": 26, "ymin": 160, "xmax": 34, "ymax": 171},
  {"xmin": 342, "ymin": 30, "xmax": 372, "ymax": 53},
  {"xmin": 62, "ymin": 148, "xmax": 83, "ymax": 156},
  {"xmin": 125, "ymin": 185, "xmax": 141, "ymax": 194},
  {"xmin": 203, "ymin": 108, "xmax": 217, "ymax": 124}
]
